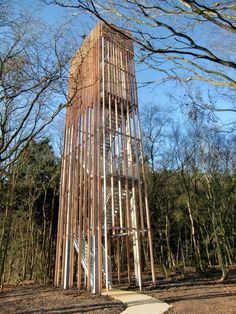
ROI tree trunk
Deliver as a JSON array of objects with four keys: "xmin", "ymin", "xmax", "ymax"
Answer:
[{"xmin": 187, "ymin": 200, "xmax": 203, "ymax": 271}]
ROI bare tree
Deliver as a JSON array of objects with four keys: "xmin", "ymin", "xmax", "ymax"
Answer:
[
  {"xmin": 141, "ymin": 104, "xmax": 171, "ymax": 170},
  {"xmin": 46, "ymin": 0, "xmax": 236, "ymax": 90},
  {"xmin": 169, "ymin": 84, "xmax": 236, "ymax": 134},
  {"xmin": 0, "ymin": 4, "xmax": 80, "ymax": 170}
]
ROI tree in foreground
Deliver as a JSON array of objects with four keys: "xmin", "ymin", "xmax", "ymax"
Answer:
[
  {"xmin": 0, "ymin": 1, "xmax": 80, "ymax": 171},
  {"xmin": 0, "ymin": 139, "xmax": 60, "ymax": 285},
  {"xmin": 48, "ymin": 0, "xmax": 236, "ymax": 90}
]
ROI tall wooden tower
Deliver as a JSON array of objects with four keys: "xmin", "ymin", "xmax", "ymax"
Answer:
[{"xmin": 54, "ymin": 21, "xmax": 155, "ymax": 293}]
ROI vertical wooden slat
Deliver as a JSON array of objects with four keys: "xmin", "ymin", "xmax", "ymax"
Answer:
[
  {"xmin": 114, "ymin": 45, "xmax": 123, "ymax": 235},
  {"xmin": 132, "ymin": 110, "xmax": 145, "ymax": 234},
  {"xmin": 69, "ymin": 120, "xmax": 77, "ymax": 287},
  {"xmin": 87, "ymin": 105, "xmax": 92, "ymax": 291},
  {"xmin": 117, "ymin": 237, "xmax": 120, "ymax": 283},
  {"xmin": 102, "ymin": 36, "xmax": 109, "ymax": 291},
  {"xmin": 64, "ymin": 124, "xmax": 74, "ymax": 289},
  {"xmin": 77, "ymin": 113, "xmax": 85, "ymax": 289},
  {"xmin": 108, "ymin": 40, "xmax": 115, "ymax": 236},
  {"xmin": 83, "ymin": 108, "xmax": 89, "ymax": 238},
  {"xmin": 97, "ymin": 27, "xmax": 103, "ymax": 293},
  {"xmin": 126, "ymin": 235, "xmax": 131, "ymax": 284},
  {"xmin": 111, "ymin": 41, "xmax": 117, "ymax": 236},
  {"xmin": 123, "ymin": 50, "xmax": 132, "ymax": 235},
  {"xmin": 127, "ymin": 104, "xmax": 142, "ymax": 289},
  {"xmin": 120, "ymin": 50, "xmax": 130, "ymax": 237},
  {"xmin": 73, "ymin": 114, "xmax": 81, "ymax": 286},
  {"xmin": 54, "ymin": 121, "xmax": 68, "ymax": 286},
  {"xmin": 137, "ymin": 109, "xmax": 156, "ymax": 285},
  {"xmin": 61, "ymin": 124, "xmax": 71, "ymax": 288}
]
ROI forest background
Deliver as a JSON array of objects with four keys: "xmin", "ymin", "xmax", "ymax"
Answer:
[{"xmin": 0, "ymin": 0, "xmax": 235, "ymax": 287}]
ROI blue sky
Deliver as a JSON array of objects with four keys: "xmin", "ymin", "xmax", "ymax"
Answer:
[
  {"xmin": 19, "ymin": 0, "xmax": 178, "ymax": 101},
  {"xmin": 17, "ymin": 0, "xmax": 235, "ymax": 135}
]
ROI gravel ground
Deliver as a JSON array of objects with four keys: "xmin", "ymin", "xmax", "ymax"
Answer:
[
  {"xmin": 146, "ymin": 268, "xmax": 236, "ymax": 314},
  {"xmin": 1, "ymin": 268, "xmax": 236, "ymax": 314},
  {"xmin": 0, "ymin": 284, "xmax": 125, "ymax": 314}
]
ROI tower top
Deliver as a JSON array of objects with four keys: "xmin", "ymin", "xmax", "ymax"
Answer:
[{"xmin": 71, "ymin": 21, "xmax": 133, "ymax": 69}]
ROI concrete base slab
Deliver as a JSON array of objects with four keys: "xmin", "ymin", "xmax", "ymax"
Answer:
[{"xmin": 103, "ymin": 289, "xmax": 171, "ymax": 314}]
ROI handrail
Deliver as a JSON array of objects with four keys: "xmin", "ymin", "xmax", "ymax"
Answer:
[
  {"xmin": 74, "ymin": 238, "xmax": 94, "ymax": 289},
  {"xmin": 74, "ymin": 236, "xmax": 112, "ymax": 290}
]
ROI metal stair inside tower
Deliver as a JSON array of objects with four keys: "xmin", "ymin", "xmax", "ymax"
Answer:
[{"xmin": 74, "ymin": 235, "xmax": 112, "ymax": 293}]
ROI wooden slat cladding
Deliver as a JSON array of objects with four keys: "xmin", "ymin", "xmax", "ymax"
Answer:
[{"xmin": 55, "ymin": 21, "xmax": 155, "ymax": 293}]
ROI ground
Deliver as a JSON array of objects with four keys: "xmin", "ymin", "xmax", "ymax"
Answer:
[
  {"xmin": 146, "ymin": 267, "xmax": 236, "ymax": 314},
  {"xmin": 0, "ymin": 284, "xmax": 125, "ymax": 314},
  {"xmin": 1, "ymin": 268, "xmax": 236, "ymax": 314}
]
